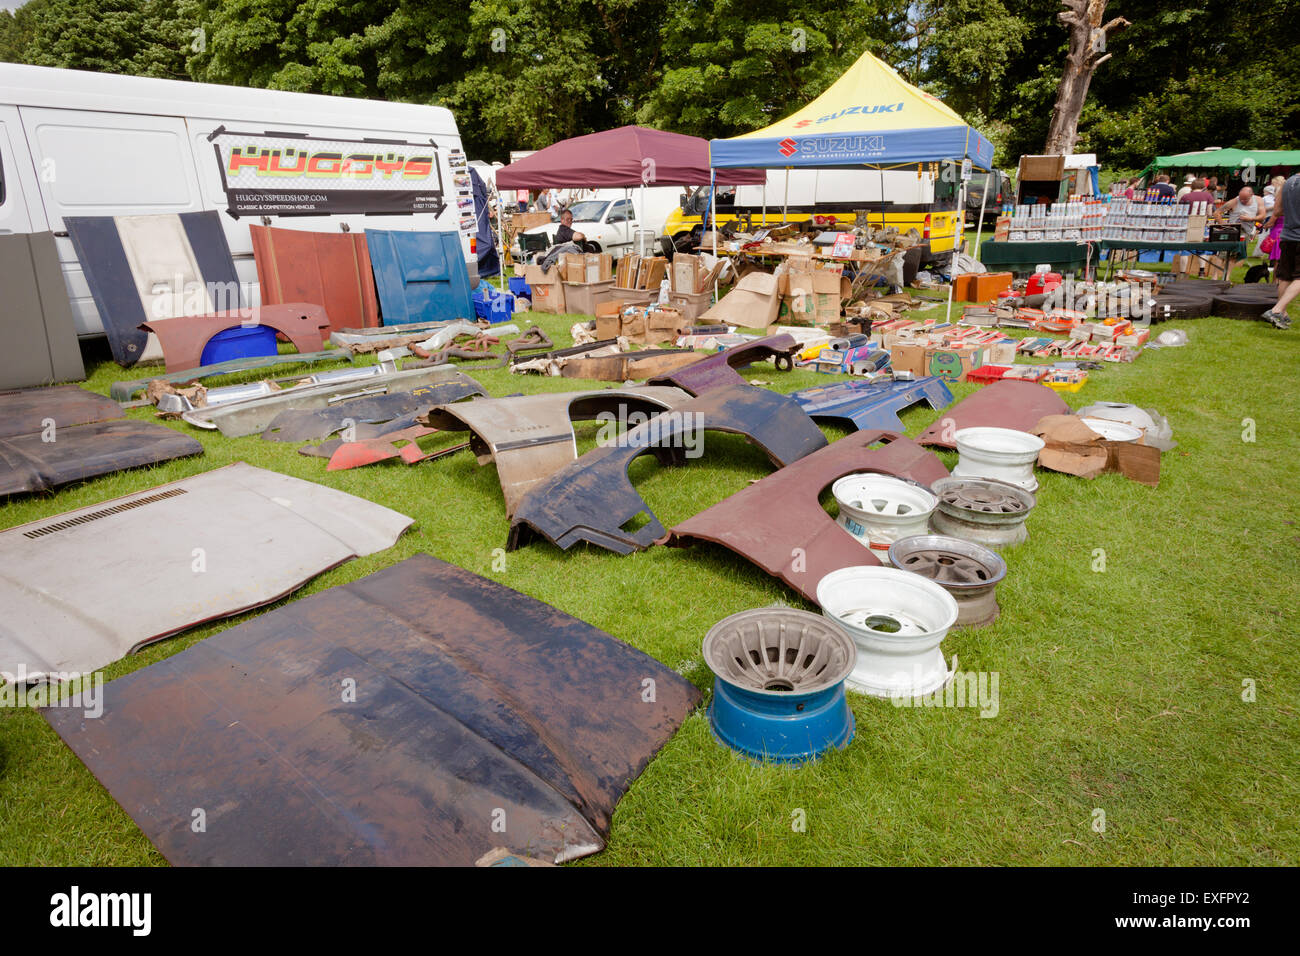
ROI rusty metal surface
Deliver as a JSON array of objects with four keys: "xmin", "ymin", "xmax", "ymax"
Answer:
[
  {"xmin": 916, "ymin": 379, "xmax": 1070, "ymax": 449},
  {"xmin": 0, "ymin": 385, "xmax": 122, "ymax": 438},
  {"xmin": 0, "ymin": 463, "xmax": 412, "ymax": 681},
  {"xmin": 793, "ymin": 377, "xmax": 954, "ymax": 433},
  {"xmin": 508, "ymin": 384, "xmax": 828, "ymax": 554},
  {"xmin": 0, "ymin": 419, "xmax": 203, "ymax": 496},
  {"xmin": 560, "ymin": 349, "xmax": 703, "ymax": 382},
  {"xmin": 44, "ymin": 553, "xmax": 700, "ymax": 866},
  {"xmin": 646, "ymin": 333, "xmax": 798, "ymax": 395},
  {"xmin": 325, "ymin": 427, "xmax": 470, "ymax": 470},
  {"xmin": 261, "ymin": 375, "xmax": 486, "ymax": 442},
  {"xmin": 665, "ymin": 430, "xmax": 950, "ymax": 604},
  {"xmin": 420, "ymin": 386, "xmax": 692, "ymax": 516},
  {"xmin": 250, "ymin": 225, "xmax": 380, "ymax": 331},
  {"xmin": 140, "ymin": 303, "xmax": 332, "ymax": 373}
]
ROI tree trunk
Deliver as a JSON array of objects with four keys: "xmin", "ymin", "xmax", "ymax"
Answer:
[{"xmin": 1044, "ymin": 0, "xmax": 1130, "ymax": 155}]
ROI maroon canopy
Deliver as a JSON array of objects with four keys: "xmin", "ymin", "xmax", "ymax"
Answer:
[{"xmin": 495, "ymin": 126, "xmax": 766, "ymax": 189}]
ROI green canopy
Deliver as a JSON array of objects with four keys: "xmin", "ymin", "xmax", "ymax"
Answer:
[{"xmin": 1142, "ymin": 147, "xmax": 1300, "ymax": 178}]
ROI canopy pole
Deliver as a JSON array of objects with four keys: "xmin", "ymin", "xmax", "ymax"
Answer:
[
  {"xmin": 783, "ymin": 167, "xmax": 790, "ymax": 223},
  {"xmin": 496, "ymin": 186, "xmax": 508, "ymax": 284},
  {"xmin": 973, "ymin": 174, "xmax": 989, "ymax": 267},
  {"xmin": 711, "ymin": 168, "xmax": 719, "ymax": 301},
  {"xmin": 639, "ymin": 182, "xmax": 646, "ymax": 254},
  {"xmin": 945, "ymin": 179, "xmax": 968, "ymax": 323}
]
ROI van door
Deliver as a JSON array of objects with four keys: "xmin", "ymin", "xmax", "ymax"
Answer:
[
  {"xmin": 19, "ymin": 107, "xmax": 204, "ymax": 335},
  {"xmin": 0, "ymin": 107, "xmax": 36, "ymax": 234}
]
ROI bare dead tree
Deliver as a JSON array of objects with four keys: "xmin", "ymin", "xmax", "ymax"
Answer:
[{"xmin": 1044, "ymin": 0, "xmax": 1130, "ymax": 155}]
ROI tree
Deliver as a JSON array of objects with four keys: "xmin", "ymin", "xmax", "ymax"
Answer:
[{"xmin": 1043, "ymin": 0, "xmax": 1129, "ymax": 154}]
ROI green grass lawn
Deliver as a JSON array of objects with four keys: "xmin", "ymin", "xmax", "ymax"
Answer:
[{"xmin": 1, "ymin": 280, "xmax": 1297, "ymax": 866}]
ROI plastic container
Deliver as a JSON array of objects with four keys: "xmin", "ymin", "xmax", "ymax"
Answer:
[
  {"xmin": 199, "ymin": 325, "xmax": 278, "ymax": 366},
  {"xmin": 560, "ymin": 279, "xmax": 617, "ymax": 316}
]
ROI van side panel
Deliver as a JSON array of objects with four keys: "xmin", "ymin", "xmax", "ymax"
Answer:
[
  {"xmin": 0, "ymin": 107, "xmax": 40, "ymax": 233},
  {"xmin": 20, "ymin": 107, "xmax": 204, "ymax": 335}
]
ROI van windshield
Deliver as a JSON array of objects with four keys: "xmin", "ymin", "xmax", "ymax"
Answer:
[{"xmin": 566, "ymin": 200, "xmax": 608, "ymax": 222}]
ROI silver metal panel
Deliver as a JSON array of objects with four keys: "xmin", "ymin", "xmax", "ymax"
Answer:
[{"xmin": 0, "ymin": 463, "xmax": 412, "ymax": 682}]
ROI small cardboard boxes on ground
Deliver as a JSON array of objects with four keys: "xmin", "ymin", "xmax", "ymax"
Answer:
[
  {"xmin": 776, "ymin": 263, "xmax": 843, "ymax": 326},
  {"xmin": 889, "ymin": 342, "xmax": 986, "ymax": 384},
  {"xmin": 666, "ymin": 252, "xmax": 725, "ymax": 321},
  {"xmin": 560, "ymin": 253, "xmax": 616, "ymax": 315},
  {"xmin": 524, "ymin": 263, "xmax": 566, "ymax": 314},
  {"xmin": 595, "ymin": 300, "xmax": 685, "ymax": 345}
]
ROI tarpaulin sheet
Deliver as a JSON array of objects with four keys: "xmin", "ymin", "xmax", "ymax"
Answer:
[
  {"xmin": 250, "ymin": 225, "xmax": 380, "ymax": 331},
  {"xmin": 0, "ymin": 233, "xmax": 85, "ymax": 389},
  {"xmin": 0, "ymin": 419, "xmax": 203, "ymax": 496},
  {"xmin": 496, "ymin": 125, "xmax": 765, "ymax": 189},
  {"xmin": 66, "ymin": 212, "xmax": 241, "ymax": 366},
  {"xmin": 44, "ymin": 553, "xmax": 701, "ymax": 866},
  {"xmin": 0, "ymin": 463, "xmax": 412, "ymax": 682},
  {"xmin": 366, "ymin": 229, "xmax": 474, "ymax": 325}
]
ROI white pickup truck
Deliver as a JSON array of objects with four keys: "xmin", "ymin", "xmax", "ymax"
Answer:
[{"xmin": 513, "ymin": 188, "xmax": 682, "ymax": 259}]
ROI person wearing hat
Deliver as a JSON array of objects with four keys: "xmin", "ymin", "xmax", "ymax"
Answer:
[{"xmin": 1176, "ymin": 174, "xmax": 1196, "ymax": 201}]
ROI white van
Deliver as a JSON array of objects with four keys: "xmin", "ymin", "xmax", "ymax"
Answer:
[
  {"xmin": 514, "ymin": 186, "xmax": 685, "ymax": 259},
  {"xmin": 0, "ymin": 63, "xmax": 477, "ymax": 338}
]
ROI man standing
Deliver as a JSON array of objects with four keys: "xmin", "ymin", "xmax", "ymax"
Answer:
[
  {"xmin": 1151, "ymin": 173, "xmax": 1177, "ymax": 199},
  {"xmin": 1179, "ymin": 178, "xmax": 1216, "ymax": 207},
  {"xmin": 1219, "ymin": 185, "xmax": 1266, "ymax": 239},
  {"xmin": 1261, "ymin": 172, "xmax": 1300, "ymax": 330}
]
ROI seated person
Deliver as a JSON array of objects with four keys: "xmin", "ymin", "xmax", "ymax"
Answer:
[
  {"xmin": 1178, "ymin": 178, "xmax": 1216, "ymax": 207},
  {"xmin": 553, "ymin": 209, "xmax": 585, "ymax": 246}
]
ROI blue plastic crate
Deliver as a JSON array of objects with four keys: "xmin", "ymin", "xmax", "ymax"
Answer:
[{"xmin": 200, "ymin": 325, "xmax": 279, "ymax": 366}]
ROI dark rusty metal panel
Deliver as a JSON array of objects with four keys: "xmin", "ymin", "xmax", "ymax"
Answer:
[
  {"xmin": 665, "ymin": 430, "xmax": 950, "ymax": 604},
  {"xmin": 251, "ymin": 225, "xmax": 381, "ymax": 331},
  {"xmin": 508, "ymin": 384, "xmax": 828, "ymax": 554},
  {"xmin": 262, "ymin": 377, "xmax": 486, "ymax": 443},
  {"xmin": 793, "ymin": 377, "xmax": 954, "ymax": 433},
  {"xmin": 916, "ymin": 379, "xmax": 1070, "ymax": 449},
  {"xmin": 0, "ymin": 385, "xmax": 122, "ymax": 439},
  {"xmin": 420, "ymin": 386, "xmax": 693, "ymax": 517},
  {"xmin": 0, "ymin": 419, "xmax": 203, "ymax": 496},
  {"xmin": 646, "ymin": 333, "xmax": 798, "ymax": 395},
  {"xmin": 44, "ymin": 553, "xmax": 701, "ymax": 866},
  {"xmin": 140, "ymin": 303, "xmax": 332, "ymax": 373}
]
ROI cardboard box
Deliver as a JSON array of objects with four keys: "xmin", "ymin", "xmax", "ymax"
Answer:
[
  {"xmin": 703, "ymin": 272, "xmax": 781, "ymax": 328},
  {"xmin": 1017, "ymin": 155, "xmax": 1066, "ymax": 182},
  {"xmin": 524, "ymin": 264, "xmax": 565, "ymax": 314},
  {"xmin": 953, "ymin": 274, "xmax": 976, "ymax": 301},
  {"xmin": 668, "ymin": 290, "xmax": 712, "ymax": 323},
  {"xmin": 780, "ymin": 269, "xmax": 841, "ymax": 325},
  {"xmin": 561, "ymin": 278, "xmax": 617, "ymax": 316},
  {"xmin": 926, "ymin": 346, "xmax": 985, "ymax": 384}
]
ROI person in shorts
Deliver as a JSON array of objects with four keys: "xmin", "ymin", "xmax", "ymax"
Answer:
[{"xmin": 1261, "ymin": 173, "xmax": 1300, "ymax": 329}]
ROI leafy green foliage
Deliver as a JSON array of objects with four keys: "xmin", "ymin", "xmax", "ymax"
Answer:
[{"xmin": 0, "ymin": 0, "xmax": 1295, "ymax": 170}]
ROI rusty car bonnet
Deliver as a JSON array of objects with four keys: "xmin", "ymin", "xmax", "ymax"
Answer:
[
  {"xmin": 0, "ymin": 463, "xmax": 412, "ymax": 682},
  {"xmin": 261, "ymin": 375, "xmax": 486, "ymax": 443},
  {"xmin": 916, "ymin": 379, "xmax": 1069, "ymax": 449},
  {"xmin": 0, "ymin": 385, "xmax": 122, "ymax": 438},
  {"xmin": 665, "ymin": 430, "xmax": 950, "ymax": 604},
  {"xmin": 507, "ymin": 384, "xmax": 829, "ymax": 554},
  {"xmin": 44, "ymin": 553, "xmax": 700, "ymax": 866},
  {"xmin": 646, "ymin": 333, "xmax": 798, "ymax": 395},
  {"xmin": 419, "ymin": 386, "xmax": 693, "ymax": 517},
  {"xmin": 250, "ymin": 224, "xmax": 380, "ymax": 331}
]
